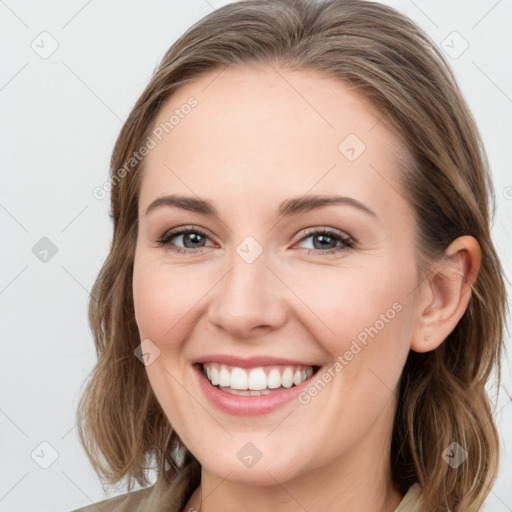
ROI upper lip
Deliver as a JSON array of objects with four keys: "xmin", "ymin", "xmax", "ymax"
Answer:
[{"xmin": 194, "ymin": 354, "xmax": 321, "ymax": 368}]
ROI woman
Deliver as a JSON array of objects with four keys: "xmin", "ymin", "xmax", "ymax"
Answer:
[{"xmin": 73, "ymin": 1, "xmax": 507, "ymax": 511}]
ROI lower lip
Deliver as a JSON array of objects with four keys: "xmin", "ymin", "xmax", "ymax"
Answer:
[{"xmin": 194, "ymin": 364, "xmax": 318, "ymax": 416}]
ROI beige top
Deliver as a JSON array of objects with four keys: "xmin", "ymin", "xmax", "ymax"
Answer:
[{"xmin": 71, "ymin": 479, "xmax": 422, "ymax": 512}]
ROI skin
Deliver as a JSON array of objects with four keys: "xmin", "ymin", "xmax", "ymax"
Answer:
[{"xmin": 132, "ymin": 65, "xmax": 481, "ymax": 512}]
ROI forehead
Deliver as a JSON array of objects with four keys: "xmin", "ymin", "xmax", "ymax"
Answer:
[{"xmin": 139, "ymin": 65, "xmax": 409, "ymax": 221}]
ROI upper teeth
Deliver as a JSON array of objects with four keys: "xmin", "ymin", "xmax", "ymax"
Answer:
[{"xmin": 203, "ymin": 363, "xmax": 314, "ymax": 390}]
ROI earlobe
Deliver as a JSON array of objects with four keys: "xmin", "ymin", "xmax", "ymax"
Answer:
[{"xmin": 411, "ymin": 236, "xmax": 481, "ymax": 353}]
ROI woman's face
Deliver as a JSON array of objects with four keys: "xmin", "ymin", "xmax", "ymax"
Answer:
[{"xmin": 133, "ymin": 65, "xmax": 423, "ymax": 485}]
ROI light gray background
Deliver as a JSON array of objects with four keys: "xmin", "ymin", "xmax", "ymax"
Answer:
[{"xmin": 1, "ymin": 1, "xmax": 511, "ymax": 511}]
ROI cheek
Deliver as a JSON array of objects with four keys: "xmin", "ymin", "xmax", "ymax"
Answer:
[
  {"xmin": 286, "ymin": 263, "xmax": 418, "ymax": 411},
  {"xmin": 132, "ymin": 258, "xmax": 205, "ymax": 432},
  {"xmin": 287, "ymin": 262, "xmax": 413, "ymax": 359},
  {"xmin": 132, "ymin": 257, "xmax": 202, "ymax": 344}
]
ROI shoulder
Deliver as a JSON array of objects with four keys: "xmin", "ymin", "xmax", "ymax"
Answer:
[
  {"xmin": 69, "ymin": 485, "xmax": 155, "ymax": 512},
  {"xmin": 69, "ymin": 468, "xmax": 195, "ymax": 512},
  {"xmin": 394, "ymin": 483, "xmax": 422, "ymax": 512}
]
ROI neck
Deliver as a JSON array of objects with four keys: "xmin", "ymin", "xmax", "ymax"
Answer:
[
  {"xmin": 193, "ymin": 469, "xmax": 401, "ymax": 512},
  {"xmin": 184, "ymin": 409, "xmax": 403, "ymax": 512}
]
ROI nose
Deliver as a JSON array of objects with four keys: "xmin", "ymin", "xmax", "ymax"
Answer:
[{"xmin": 207, "ymin": 249, "xmax": 288, "ymax": 340}]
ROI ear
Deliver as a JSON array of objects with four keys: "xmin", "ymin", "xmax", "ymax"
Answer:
[{"xmin": 411, "ymin": 236, "xmax": 481, "ymax": 353}]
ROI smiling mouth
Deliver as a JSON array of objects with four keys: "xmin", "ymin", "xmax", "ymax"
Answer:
[{"xmin": 199, "ymin": 362, "xmax": 321, "ymax": 396}]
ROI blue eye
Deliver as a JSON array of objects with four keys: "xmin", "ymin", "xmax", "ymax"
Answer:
[
  {"xmin": 156, "ymin": 226, "xmax": 213, "ymax": 254},
  {"xmin": 155, "ymin": 226, "xmax": 354, "ymax": 255},
  {"xmin": 295, "ymin": 227, "xmax": 354, "ymax": 255}
]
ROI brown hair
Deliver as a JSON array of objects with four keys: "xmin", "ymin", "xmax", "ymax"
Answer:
[{"xmin": 77, "ymin": 1, "xmax": 508, "ymax": 510}]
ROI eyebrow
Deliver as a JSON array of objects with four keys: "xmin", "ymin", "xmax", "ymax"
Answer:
[{"xmin": 144, "ymin": 194, "xmax": 377, "ymax": 219}]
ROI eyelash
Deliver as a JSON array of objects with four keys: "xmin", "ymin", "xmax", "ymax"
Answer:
[{"xmin": 155, "ymin": 225, "xmax": 355, "ymax": 256}]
